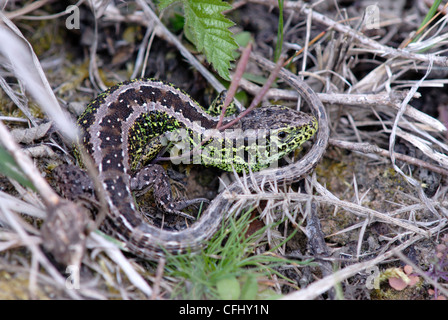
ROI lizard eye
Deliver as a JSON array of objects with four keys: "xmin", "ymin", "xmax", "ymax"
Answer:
[{"xmin": 278, "ymin": 131, "xmax": 287, "ymax": 139}]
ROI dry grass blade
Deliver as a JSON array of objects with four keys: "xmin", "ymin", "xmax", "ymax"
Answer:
[
  {"xmin": 282, "ymin": 235, "xmax": 425, "ymax": 300},
  {"xmin": 0, "ymin": 202, "xmax": 82, "ymax": 299},
  {"xmin": 229, "ymin": 189, "xmax": 430, "ymax": 236},
  {"xmin": 288, "ymin": 1, "xmax": 448, "ymax": 66},
  {"xmin": 0, "ymin": 13, "xmax": 77, "ymax": 141},
  {"xmin": 0, "ymin": 121, "xmax": 59, "ymax": 207},
  {"xmin": 239, "ymin": 78, "xmax": 446, "ymax": 133},
  {"xmin": 88, "ymin": 232, "xmax": 153, "ymax": 297},
  {"xmin": 329, "ymin": 139, "xmax": 448, "ymax": 177},
  {"xmin": 0, "ymin": 190, "xmax": 46, "ymax": 219}
]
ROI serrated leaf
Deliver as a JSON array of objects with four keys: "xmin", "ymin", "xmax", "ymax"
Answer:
[
  {"xmin": 161, "ymin": 0, "xmax": 238, "ymax": 80},
  {"xmin": 188, "ymin": 0, "xmax": 231, "ymax": 16}
]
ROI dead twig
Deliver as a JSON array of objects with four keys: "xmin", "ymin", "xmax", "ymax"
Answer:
[
  {"xmin": 282, "ymin": 235, "xmax": 425, "ymax": 300},
  {"xmin": 329, "ymin": 138, "xmax": 448, "ymax": 177},
  {"xmin": 249, "ymin": 0, "xmax": 448, "ymax": 67}
]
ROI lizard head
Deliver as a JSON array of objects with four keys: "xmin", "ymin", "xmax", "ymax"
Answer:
[{"xmin": 233, "ymin": 105, "xmax": 318, "ymax": 172}]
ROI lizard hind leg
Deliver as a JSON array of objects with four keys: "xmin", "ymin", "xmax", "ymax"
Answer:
[
  {"xmin": 53, "ymin": 164, "xmax": 95, "ymax": 201},
  {"xmin": 130, "ymin": 164, "xmax": 208, "ymax": 221}
]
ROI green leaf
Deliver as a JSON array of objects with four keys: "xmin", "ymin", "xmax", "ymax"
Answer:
[
  {"xmin": 234, "ymin": 31, "xmax": 252, "ymax": 47},
  {"xmin": 169, "ymin": 13, "xmax": 185, "ymax": 33},
  {"xmin": 0, "ymin": 145, "xmax": 35, "ymax": 190},
  {"xmin": 273, "ymin": 0, "xmax": 284, "ymax": 62},
  {"xmin": 240, "ymin": 274, "xmax": 258, "ymax": 300},
  {"xmin": 159, "ymin": 0, "xmax": 238, "ymax": 80},
  {"xmin": 412, "ymin": 0, "xmax": 443, "ymax": 44},
  {"xmin": 216, "ymin": 276, "xmax": 241, "ymax": 300},
  {"xmin": 158, "ymin": 0, "xmax": 178, "ymax": 10}
]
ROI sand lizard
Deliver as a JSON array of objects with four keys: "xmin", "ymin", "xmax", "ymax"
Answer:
[{"xmin": 56, "ymin": 55, "xmax": 328, "ymax": 260}]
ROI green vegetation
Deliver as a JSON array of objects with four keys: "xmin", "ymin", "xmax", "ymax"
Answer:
[
  {"xmin": 164, "ymin": 209, "xmax": 312, "ymax": 299},
  {"xmin": 158, "ymin": 0, "xmax": 238, "ymax": 80}
]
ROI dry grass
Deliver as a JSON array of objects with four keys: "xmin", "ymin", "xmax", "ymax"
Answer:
[{"xmin": 0, "ymin": 0, "xmax": 448, "ymax": 299}]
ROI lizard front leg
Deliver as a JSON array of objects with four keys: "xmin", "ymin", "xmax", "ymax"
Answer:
[{"xmin": 130, "ymin": 164, "xmax": 209, "ymax": 221}]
